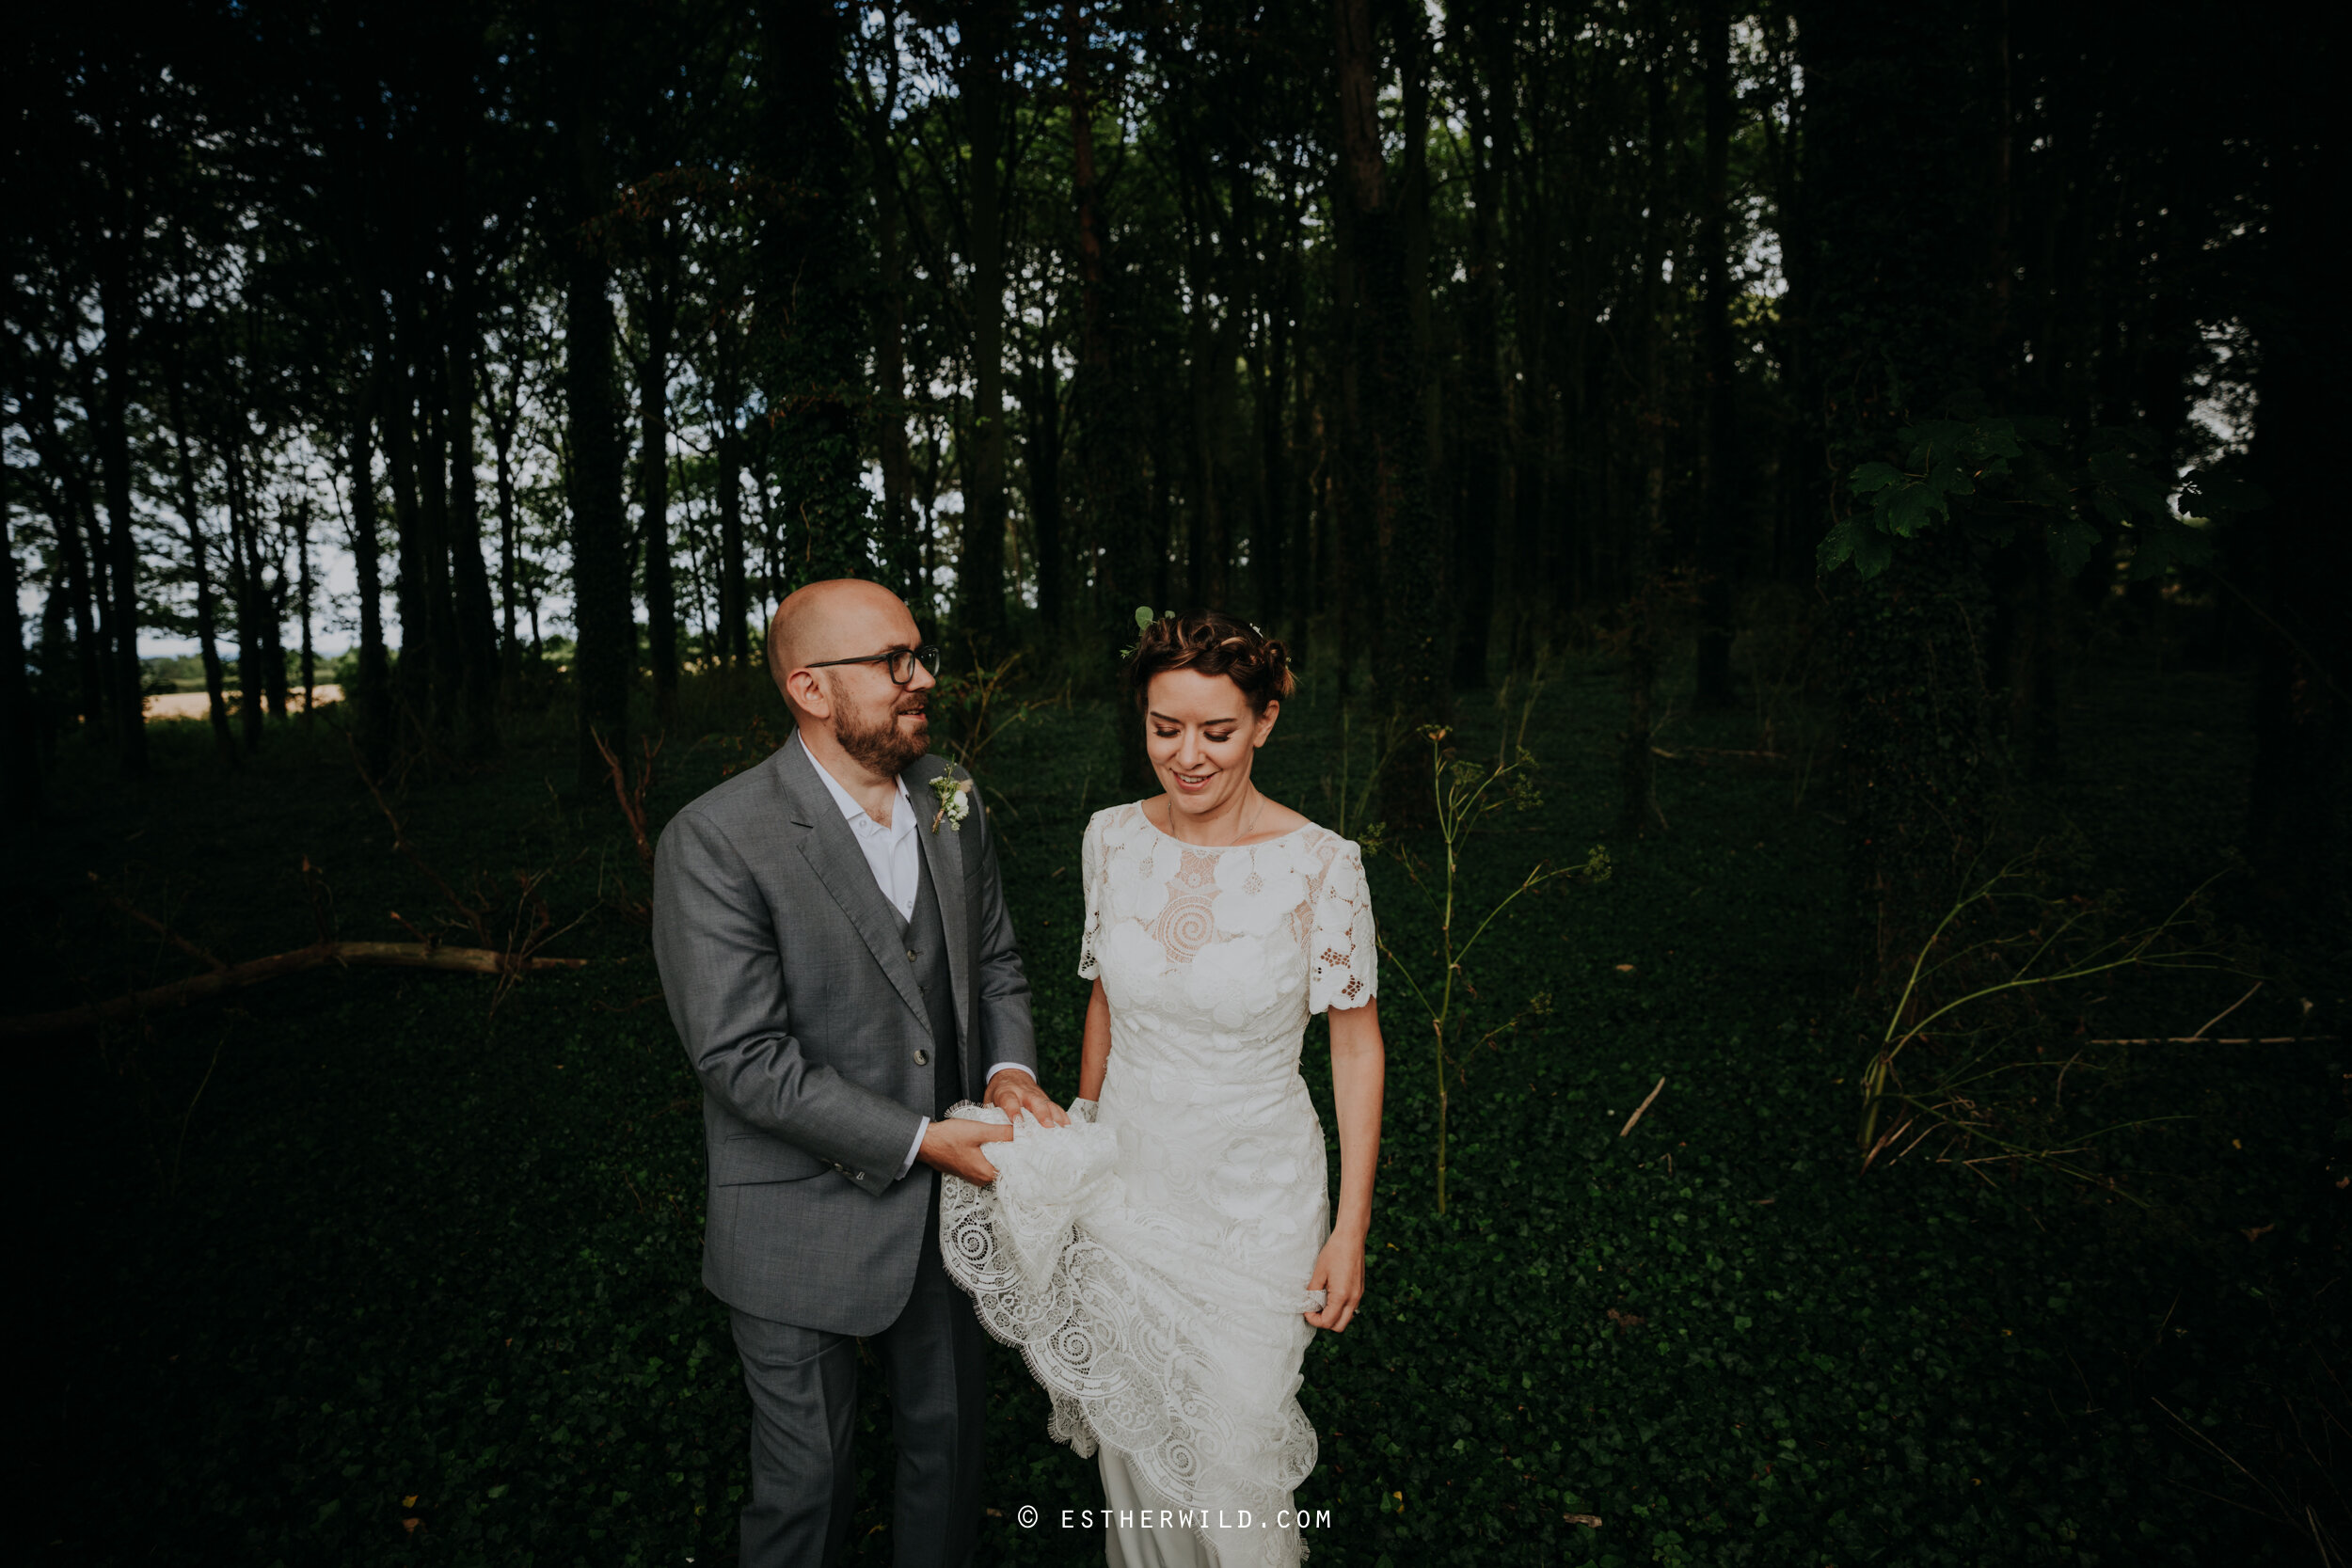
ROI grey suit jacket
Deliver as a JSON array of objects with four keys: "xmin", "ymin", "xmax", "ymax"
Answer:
[{"xmin": 651, "ymin": 732, "xmax": 1037, "ymax": 1335}]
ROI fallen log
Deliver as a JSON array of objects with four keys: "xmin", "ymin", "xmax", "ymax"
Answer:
[{"xmin": 0, "ymin": 941, "xmax": 588, "ymax": 1038}]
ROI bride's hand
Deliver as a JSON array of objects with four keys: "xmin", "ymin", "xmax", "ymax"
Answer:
[
  {"xmin": 1304, "ymin": 1230, "xmax": 1366, "ymax": 1332},
  {"xmin": 987, "ymin": 1069, "xmax": 1072, "ymax": 1131}
]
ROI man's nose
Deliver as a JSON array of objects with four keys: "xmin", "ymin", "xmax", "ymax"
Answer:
[{"xmin": 908, "ymin": 660, "xmax": 937, "ymax": 694}]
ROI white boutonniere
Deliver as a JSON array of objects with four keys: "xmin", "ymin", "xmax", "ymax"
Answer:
[{"xmin": 929, "ymin": 771, "xmax": 973, "ymax": 833}]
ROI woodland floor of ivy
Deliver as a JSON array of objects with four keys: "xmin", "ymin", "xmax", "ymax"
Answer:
[{"xmin": 15, "ymin": 644, "xmax": 2346, "ymax": 1568}]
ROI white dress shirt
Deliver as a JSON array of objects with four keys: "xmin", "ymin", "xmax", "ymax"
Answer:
[{"xmin": 804, "ymin": 751, "xmax": 1035, "ymax": 1180}]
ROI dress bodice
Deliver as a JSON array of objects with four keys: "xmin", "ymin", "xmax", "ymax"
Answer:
[{"xmin": 1080, "ymin": 801, "xmax": 1376, "ymax": 1069}]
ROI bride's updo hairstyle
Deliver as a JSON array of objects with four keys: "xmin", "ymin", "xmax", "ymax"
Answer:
[{"xmin": 1123, "ymin": 610, "xmax": 1295, "ymax": 714}]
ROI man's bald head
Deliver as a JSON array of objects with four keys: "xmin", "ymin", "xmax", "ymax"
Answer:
[{"xmin": 766, "ymin": 578, "xmax": 918, "ymax": 702}]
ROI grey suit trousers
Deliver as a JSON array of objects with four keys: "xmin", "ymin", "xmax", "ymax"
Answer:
[{"xmin": 729, "ymin": 1178, "xmax": 986, "ymax": 1568}]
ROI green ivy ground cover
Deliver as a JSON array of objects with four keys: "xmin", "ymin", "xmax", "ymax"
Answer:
[{"xmin": 18, "ymin": 659, "xmax": 2343, "ymax": 1565}]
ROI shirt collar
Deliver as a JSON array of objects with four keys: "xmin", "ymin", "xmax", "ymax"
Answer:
[{"xmin": 806, "ymin": 746, "xmax": 914, "ymax": 837}]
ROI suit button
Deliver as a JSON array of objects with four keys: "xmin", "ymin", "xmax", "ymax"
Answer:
[
  {"xmin": 906, "ymin": 948, "xmax": 918, "ymax": 962},
  {"xmin": 914, "ymin": 1048, "xmax": 931, "ymax": 1067}
]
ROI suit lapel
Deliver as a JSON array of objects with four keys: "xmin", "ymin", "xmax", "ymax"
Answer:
[
  {"xmin": 777, "ymin": 735, "xmax": 932, "ymax": 1035},
  {"xmin": 908, "ymin": 754, "xmax": 973, "ymax": 1046}
]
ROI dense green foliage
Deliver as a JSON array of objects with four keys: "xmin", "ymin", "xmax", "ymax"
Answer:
[{"xmin": 20, "ymin": 650, "xmax": 2341, "ymax": 1564}]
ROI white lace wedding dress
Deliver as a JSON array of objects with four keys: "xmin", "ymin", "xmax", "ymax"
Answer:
[{"xmin": 941, "ymin": 802, "xmax": 1376, "ymax": 1568}]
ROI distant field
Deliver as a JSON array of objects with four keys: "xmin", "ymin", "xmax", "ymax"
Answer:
[{"xmin": 143, "ymin": 684, "xmax": 342, "ymax": 719}]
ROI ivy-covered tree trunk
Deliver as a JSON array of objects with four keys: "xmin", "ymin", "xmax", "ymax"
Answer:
[
  {"xmin": 2, "ymin": 467, "xmax": 40, "ymax": 817},
  {"xmin": 560, "ymin": 0, "xmax": 632, "ymax": 790},
  {"xmin": 1450, "ymin": 0, "xmax": 1503, "ymax": 691},
  {"xmin": 223, "ymin": 444, "xmax": 267, "ymax": 753},
  {"xmin": 382, "ymin": 313, "xmax": 431, "ymax": 722},
  {"xmin": 95, "ymin": 230, "xmax": 147, "ymax": 778},
  {"xmin": 637, "ymin": 244, "xmax": 677, "ymax": 715},
  {"xmin": 1692, "ymin": 0, "xmax": 1738, "ymax": 710},
  {"xmin": 1335, "ymin": 0, "xmax": 1443, "ymax": 822},
  {"xmin": 955, "ymin": 0, "xmax": 1009, "ymax": 643},
  {"xmin": 2242, "ymin": 121, "xmax": 2348, "ymax": 917},
  {"xmin": 163, "ymin": 365, "xmax": 236, "ymax": 766},
  {"xmin": 346, "ymin": 364, "xmax": 394, "ymax": 777},
  {"xmin": 24, "ymin": 369, "xmax": 105, "ymax": 734},
  {"xmin": 759, "ymin": 0, "xmax": 869, "ymax": 594},
  {"xmin": 1799, "ymin": 0, "xmax": 1999, "ymax": 980},
  {"xmin": 444, "ymin": 199, "xmax": 501, "ymax": 758}
]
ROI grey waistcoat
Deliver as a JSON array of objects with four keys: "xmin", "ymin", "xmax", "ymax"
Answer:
[{"xmin": 904, "ymin": 847, "xmax": 964, "ymax": 1119}]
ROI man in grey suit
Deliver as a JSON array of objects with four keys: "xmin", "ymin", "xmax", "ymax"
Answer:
[{"xmin": 653, "ymin": 578, "xmax": 1069, "ymax": 1567}]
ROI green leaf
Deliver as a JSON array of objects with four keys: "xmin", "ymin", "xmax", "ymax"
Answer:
[
  {"xmin": 1851, "ymin": 525, "xmax": 1894, "ymax": 578},
  {"xmin": 1816, "ymin": 516, "xmax": 1861, "ymax": 572},
  {"xmin": 1848, "ymin": 461, "xmax": 1904, "ymax": 496},
  {"xmin": 1881, "ymin": 483, "xmax": 1945, "ymax": 537},
  {"xmin": 2043, "ymin": 516, "xmax": 2102, "ymax": 578},
  {"xmin": 2089, "ymin": 449, "xmax": 2169, "ymax": 518},
  {"xmin": 1134, "ymin": 605, "xmax": 1155, "ymax": 630}
]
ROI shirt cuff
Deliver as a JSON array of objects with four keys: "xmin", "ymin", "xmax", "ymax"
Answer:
[
  {"xmin": 897, "ymin": 1116, "xmax": 929, "ymax": 1182},
  {"xmin": 984, "ymin": 1062, "xmax": 1036, "ymax": 1085}
]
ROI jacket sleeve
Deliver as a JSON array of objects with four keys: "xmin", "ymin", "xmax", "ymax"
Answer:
[
  {"xmin": 962, "ymin": 772, "xmax": 1039, "ymax": 1079},
  {"xmin": 652, "ymin": 806, "xmax": 927, "ymax": 1193}
]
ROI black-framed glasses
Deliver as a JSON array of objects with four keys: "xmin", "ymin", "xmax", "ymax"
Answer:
[{"xmin": 803, "ymin": 643, "xmax": 943, "ymax": 686}]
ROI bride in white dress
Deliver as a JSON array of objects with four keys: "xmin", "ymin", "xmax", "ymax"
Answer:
[{"xmin": 941, "ymin": 611, "xmax": 1386, "ymax": 1568}]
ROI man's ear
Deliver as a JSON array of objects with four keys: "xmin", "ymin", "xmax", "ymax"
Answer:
[{"xmin": 786, "ymin": 668, "xmax": 833, "ymax": 721}]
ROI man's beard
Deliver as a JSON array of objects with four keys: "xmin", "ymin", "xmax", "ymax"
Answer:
[{"xmin": 833, "ymin": 686, "xmax": 929, "ymax": 777}]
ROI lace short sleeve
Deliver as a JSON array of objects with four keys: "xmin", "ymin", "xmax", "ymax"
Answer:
[
  {"xmin": 1076, "ymin": 810, "xmax": 1106, "ymax": 981},
  {"xmin": 1308, "ymin": 838, "xmax": 1376, "ymax": 1014}
]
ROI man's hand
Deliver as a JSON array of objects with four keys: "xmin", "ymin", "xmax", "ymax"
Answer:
[
  {"xmin": 918, "ymin": 1117, "xmax": 1012, "ymax": 1184},
  {"xmin": 988, "ymin": 1069, "xmax": 1071, "ymax": 1130}
]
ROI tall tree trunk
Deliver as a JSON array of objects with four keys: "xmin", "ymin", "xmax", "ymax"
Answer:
[
  {"xmin": 716, "ymin": 356, "xmax": 750, "ymax": 668},
  {"xmin": 348, "ymin": 366, "xmax": 394, "ymax": 773},
  {"xmin": 445, "ymin": 222, "xmax": 501, "ymax": 755},
  {"xmin": 298, "ymin": 508, "xmax": 316, "ymax": 722},
  {"xmin": 223, "ymin": 445, "xmax": 265, "ymax": 752},
  {"xmin": 638, "ymin": 245, "xmax": 678, "ymax": 712},
  {"xmin": 1800, "ymin": 0, "xmax": 1998, "ymax": 980},
  {"xmin": 1, "ymin": 460, "xmax": 41, "ymax": 817},
  {"xmin": 383, "ymin": 308, "xmax": 430, "ymax": 722},
  {"xmin": 760, "ymin": 0, "xmax": 868, "ymax": 587},
  {"xmin": 414, "ymin": 318, "xmax": 461, "ymax": 726},
  {"xmin": 1619, "ymin": 22, "xmax": 1671, "ymax": 839},
  {"xmin": 27, "ymin": 372, "xmax": 109, "ymax": 731},
  {"xmin": 1693, "ymin": 0, "xmax": 1738, "ymax": 709},
  {"xmin": 957, "ymin": 3, "xmax": 1010, "ymax": 645},
  {"xmin": 1335, "ymin": 0, "xmax": 1442, "ymax": 817},
  {"xmin": 1451, "ymin": 0, "xmax": 1504, "ymax": 689},
  {"xmin": 562, "ymin": 0, "xmax": 632, "ymax": 788},
  {"xmin": 96, "ymin": 235, "xmax": 147, "ymax": 776},
  {"xmin": 867, "ymin": 22, "xmax": 918, "ymax": 598},
  {"xmin": 1255, "ymin": 228, "xmax": 1293, "ymax": 635},
  {"xmin": 489, "ymin": 391, "xmax": 522, "ymax": 699},
  {"xmin": 262, "ymin": 514, "xmax": 294, "ymax": 721},
  {"xmin": 1020, "ymin": 357, "xmax": 1066, "ymax": 626},
  {"xmin": 2242, "ymin": 123, "xmax": 2348, "ymax": 913},
  {"xmin": 164, "ymin": 365, "xmax": 237, "ymax": 764}
]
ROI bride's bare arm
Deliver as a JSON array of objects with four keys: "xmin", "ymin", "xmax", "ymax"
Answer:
[
  {"xmin": 1307, "ymin": 996, "xmax": 1385, "ymax": 1331},
  {"xmin": 1076, "ymin": 975, "xmax": 1112, "ymax": 1101}
]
